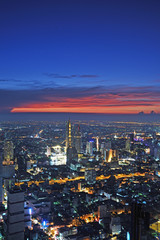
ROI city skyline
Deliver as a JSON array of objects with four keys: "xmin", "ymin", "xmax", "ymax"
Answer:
[{"xmin": 1, "ymin": 0, "xmax": 160, "ymax": 114}]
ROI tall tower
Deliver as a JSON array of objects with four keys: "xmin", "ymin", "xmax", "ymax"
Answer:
[
  {"xmin": 86, "ymin": 141, "xmax": 94, "ymax": 156},
  {"xmin": 74, "ymin": 125, "xmax": 82, "ymax": 154},
  {"xmin": 125, "ymin": 138, "xmax": 130, "ymax": 152},
  {"xmin": 3, "ymin": 140, "xmax": 14, "ymax": 165},
  {"xmin": 7, "ymin": 186, "xmax": 24, "ymax": 240},
  {"xmin": 96, "ymin": 136, "xmax": 99, "ymax": 151},
  {"xmin": 66, "ymin": 120, "xmax": 72, "ymax": 150}
]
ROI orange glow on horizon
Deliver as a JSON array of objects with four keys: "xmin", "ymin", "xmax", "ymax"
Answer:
[
  {"xmin": 10, "ymin": 95, "xmax": 160, "ymax": 114},
  {"xmin": 11, "ymin": 105, "xmax": 160, "ymax": 114}
]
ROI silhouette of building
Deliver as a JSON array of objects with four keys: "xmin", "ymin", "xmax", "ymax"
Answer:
[
  {"xmin": 131, "ymin": 202, "xmax": 150, "ymax": 240},
  {"xmin": 7, "ymin": 187, "xmax": 24, "ymax": 240},
  {"xmin": 67, "ymin": 146, "xmax": 78, "ymax": 166},
  {"xmin": 74, "ymin": 125, "xmax": 82, "ymax": 154}
]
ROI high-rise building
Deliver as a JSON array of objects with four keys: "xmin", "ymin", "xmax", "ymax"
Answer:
[
  {"xmin": 66, "ymin": 146, "xmax": 78, "ymax": 166},
  {"xmin": 110, "ymin": 216, "xmax": 121, "ymax": 235},
  {"xmin": 3, "ymin": 140, "xmax": 14, "ymax": 165},
  {"xmin": 7, "ymin": 186, "xmax": 24, "ymax": 240},
  {"xmin": 98, "ymin": 204, "xmax": 109, "ymax": 219},
  {"xmin": 86, "ymin": 141, "xmax": 94, "ymax": 156},
  {"xmin": 105, "ymin": 149, "xmax": 117, "ymax": 162},
  {"xmin": 85, "ymin": 168, "xmax": 96, "ymax": 185},
  {"xmin": 106, "ymin": 141, "xmax": 112, "ymax": 150},
  {"xmin": 96, "ymin": 136, "xmax": 99, "ymax": 151},
  {"xmin": 24, "ymin": 202, "xmax": 32, "ymax": 229},
  {"xmin": 74, "ymin": 125, "xmax": 82, "ymax": 154},
  {"xmin": 131, "ymin": 202, "xmax": 150, "ymax": 240},
  {"xmin": 66, "ymin": 120, "xmax": 72, "ymax": 150},
  {"xmin": 16, "ymin": 151, "xmax": 29, "ymax": 174},
  {"xmin": 125, "ymin": 138, "xmax": 131, "ymax": 152}
]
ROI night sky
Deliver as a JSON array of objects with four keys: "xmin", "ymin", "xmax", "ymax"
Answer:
[{"xmin": 1, "ymin": 0, "xmax": 160, "ymax": 114}]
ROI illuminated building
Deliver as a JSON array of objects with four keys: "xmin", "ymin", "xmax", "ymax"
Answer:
[
  {"xmin": 7, "ymin": 187, "xmax": 24, "ymax": 240},
  {"xmin": 78, "ymin": 182, "xmax": 81, "ymax": 191},
  {"xmin": 110, "ymin": 216, "xmax": 121, "ymax": 235},
  {"xmin": 101, "ymin": 142, "xmax": 111, "ymax": 159},
  {"xmin": 66, "ymin": 119, "xmax": 72, "ymax": 150},
  {"xmin": 0, "ymin": 149, "xmax": 15, "ymax": 204},
  {"xmin": 154, "ymin": 145, "xmax": 160, "ymax": 160},
  {"xmin": 16, "ymin": 152, "xmax": 27, "ymax": 174},
  {"xmin": 119, "ymin": 157, "xmax": 135, "ymax": 166},
  {"xmin": 100, "ymin": 142, "xmax": 106, "ymax": 156},
  {"xmin": 85, "ymin": 168, "xmax": 96, "ymax": 185},
  {"xmin": 105, "ymin": 149, "xmax": 117, "ymax": 162},
  {"xmin": 24, "ymin": 203, "xmax": 32, "ymax": 228},
  {"xmin": 50, "ymin": 145, "xmax": 66, "ymax": 165},
  {"xmin": 96, "ymin": 136, "xmax": 99, "ymax": 151},
  {"xmin": 3, "ymin": 140, "xmax": 14, "ymax": 165},
  {"xmin": 46, "ymin": 146, "xmax": 51, "ymax": 157},
  {"xmin": 86, "ymin": 141, "xmax": 94, "ymax": 156},
  {"xmin": 145, "ymin": 148, "xmax": 150, "ymax": 154},
  {"xmin": 74, "ymin": 125, "xmax": 82, "ymax": 154},
  {"xmin": 125, "ymin": 138, "xmax": 130, "ymax": 152}
]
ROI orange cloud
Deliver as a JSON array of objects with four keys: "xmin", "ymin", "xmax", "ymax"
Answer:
[{"xmin": 11, "ymin": 94, "xmax": 160, "ymax": 114}]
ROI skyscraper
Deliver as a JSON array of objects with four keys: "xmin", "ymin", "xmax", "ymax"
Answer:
[
  {"xmin": 96, "ymin": 136, "xmax": 99, "ymax": 151},
  {"xmin": 131, "ymin": 202, "xmax": 150, "ymax": 240},
  {"xmin": 66, "ymin": 146, "xmax": 78, "ymax": 166},
  {"xmin": 74, "ymin": 125, "xmax": 82, "ymax": 154},
  {"xmin": 66, "ymin": 120, "xmax": 72, "ymax": 150},
  {"xmin": 86, "ymin": 141, "xmax": 94, "ymax": 156},
  {"xmin": 7, "ymin": 186, "xmax": 24, "ymax": 240},
  {"xmin": 3, "ymin": 140, "xmax": 14, "ymax": 165},
  {"xmin": 85, "ymin": 168, "xmax": 96, "ymax": 185},
  {"xmin": 125, "ymin": 138, "xmax": 131, "ymax": 152},
  {"xmin": 105, "ymin": 149, "xmax": 117, "ymax": 162}
]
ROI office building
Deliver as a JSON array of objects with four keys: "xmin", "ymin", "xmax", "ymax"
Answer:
[
  {"xmin": 96, "ymin": 136, "xmax": 99, "ymax": 151},
  {"xmin": 105, "ymin": 149, "xmax": 117, "ymax": 162},
  {"xmin": 7, "ymin": 187, "xmax": 24, "ymax": 240},
  {"xmin": 125, "ymin": 138, "xmax": 131, "ymax": 152},
  {"xmin": 98, "ymin": 205, "xmax": 109, "ymax": 219},
  {"xmin": 3, "ymin": 140, "xmax": 14, "ymax": 165},
  {"xmin": 86, "ymin": 141, "xmax": 94, "ymax": 156},
  {"xmin": 66, "ymin": 120, "xmax": 72, "ymax": 150},
  {"xmin": 131, "ymin": 202, "xmax": 150, "ymax": 240},
  {"xmin": 67, "ymin": 146, "xmax": 78, "ymax": 166},
  {"xmin": 74, "ymin": 125, "xmax": 82, "ymax": 153},
  {"xmin": 85, "ymin": 168, "xmax": 96, "ymax": 185},
  {"xmin": 110, "ymin": 216, "xmax": 121, "ymax": 235}
]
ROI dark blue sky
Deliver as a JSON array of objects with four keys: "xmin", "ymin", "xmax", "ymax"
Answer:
[{"xmin": 0, "ymin": 0, "xmax": 160, "ymax": 113}]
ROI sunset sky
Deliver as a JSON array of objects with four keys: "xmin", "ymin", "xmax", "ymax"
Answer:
[{"xmin": 1, "ymin": 0, "xmax": 160, "ymax": 114}]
